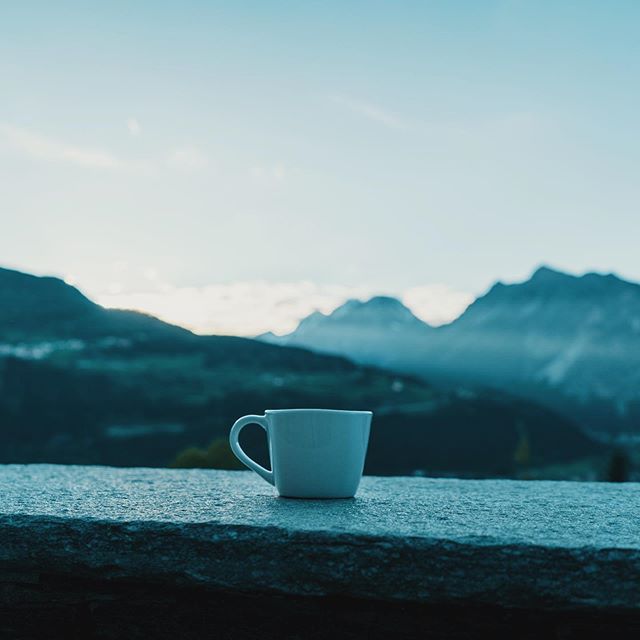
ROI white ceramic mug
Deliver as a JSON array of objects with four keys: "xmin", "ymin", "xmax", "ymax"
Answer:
[{"xmin": 229, "ymin": 409, "xmax": 372, "ymax": 498}]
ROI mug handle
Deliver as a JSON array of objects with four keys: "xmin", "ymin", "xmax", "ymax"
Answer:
[{"xmin": 229, "ymin": 415, "xmax": 274, "ymax": 485}]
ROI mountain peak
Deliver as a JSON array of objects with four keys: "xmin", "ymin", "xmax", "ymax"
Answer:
[
  {"xmin": 530, "ymin": 265, "xmax": 573, "ymax": 283},
  {"xmin": 258, "ymin": 292, "xmax": 432, "ymax": 368},
  {"xmin": 330, "ymin": 295, "xmax": 426, "ymax": 326},
  {"xmin": 527, "ymin": 266, "xmax": 636, "ymax": 295},
  {"xmin": 364, "ymin": 295, "xmax": 406, "ymax": 307}
]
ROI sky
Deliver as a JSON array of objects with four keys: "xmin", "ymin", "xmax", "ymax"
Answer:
[{"xmin": 1, "ymin": 1, "xmax": 639, "ymax": 335}]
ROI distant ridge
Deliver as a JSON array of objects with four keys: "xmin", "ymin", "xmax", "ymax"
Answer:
[
  {"xmin": 0, "ymin": 264, "xmax": 378, "ymax": 372},
  {"xmin": 260, "ymin": 266, "xmax": 640, "ymax": 433},
  {"xmin": 261, "ymin": 295, "xmax": 433, "ymax": 370},
  {"xmin": 0, "ymin": 263, "xmax": 598, "ymax": 474},
  {"xmin": 0, "ymin": 266, "xmax": 192, "ymax": 341}
]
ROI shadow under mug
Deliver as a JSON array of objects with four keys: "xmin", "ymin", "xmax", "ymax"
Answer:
[{"xmin": 229, "ymin": 409, "xmax": 372, "ymax": 498}]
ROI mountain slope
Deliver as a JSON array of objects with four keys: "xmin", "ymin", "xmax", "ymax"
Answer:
[
  {"xmin": 424, "ymin": 267, "xmax": 640, "ymax": 402},
  {"xmin": 261, "ymin": 296, "xmax": 433, "ymax": 370},
  {"xmin": 0, "ymin": 266, "xmax": 192, "ymax": 342},
  {"xmin": 0, "ymin": 265, "xmax": 599, "ymax": 476},
  {"xmin": 261, "ymin": 267, "xmax": 640, "ymax": 434}
]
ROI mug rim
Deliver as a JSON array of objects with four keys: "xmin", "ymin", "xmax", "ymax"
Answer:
[{"xmin": 265, "ymin": 408, "xmax": 372, "ymax": 415}]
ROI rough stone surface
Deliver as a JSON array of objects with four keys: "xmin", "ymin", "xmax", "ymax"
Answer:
[{"xmin": 1, "ymin": 464, "xmax": 639, "ymax": 613}]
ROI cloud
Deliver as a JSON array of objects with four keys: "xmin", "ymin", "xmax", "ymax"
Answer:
[
  {"xmin": 402, "ymin": 285, "xmax": 473, "ymax": 327},
  {"xmin": 249, "ymin": 163, "xmax": 287, "ymax": 186},
  {"xmin": 142, "ymin": 267, "xmax": 158, "ymax": 281},
  {"xmin": 94, "ymin": 280, "xmax": 471, "ymax": 336},
  {"xmin": 0, "ymin": 123, "xmax": 149, "ymax": 172},
  {"xmin": 126, "ymin": 117, "xmax": 141, "ymax": 136},
  {"xmin": 0, "ymin": 123, "xmax": 211, "ymax": 175},
  {"xmin": 0, "ymin": 122, "xmax": 290, "ymax": 181},
  {"xmin": 331, "ymin": 95, "xmax": 408, "ymax": 130},
  {"xmin": 330, "ymin": 95, "xmax": 542, "ymax": 151},
  {"xmin": 107, "ymin": 282, "xmax": 124, "ymax": 294},
  {"xmin": 96, "ymin": 281, "xmax": 370, "ymax": 336},
  {"xmin": 165, "ymin": 147, "xmax": 209, "ymax": 171}
]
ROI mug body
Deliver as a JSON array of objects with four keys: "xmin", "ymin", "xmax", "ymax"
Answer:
[{"xmin": 267, "ymin": 409, "xmax": 371, "ymax": 498}]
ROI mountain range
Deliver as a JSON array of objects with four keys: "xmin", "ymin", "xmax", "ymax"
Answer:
[
  {"xmin": 0, "ymin": 265, "xmax": 600, "ymax": 476},
  {"xmin": 261, "ymin": 296, "xmax": 432, "ymax": 372},
  {"xmin": 261, "ymin": 266, "xmax": 640, "ymax": 435}
]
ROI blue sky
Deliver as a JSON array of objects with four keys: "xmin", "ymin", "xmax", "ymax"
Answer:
[{"xmin": 1, "ymin": 1, "xmax": 639, "ymax": 334}]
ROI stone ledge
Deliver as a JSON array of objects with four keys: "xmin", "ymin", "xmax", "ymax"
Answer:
[{"xmin": 1, "ymin": 464, "xmax": 639, "ymax": 616}]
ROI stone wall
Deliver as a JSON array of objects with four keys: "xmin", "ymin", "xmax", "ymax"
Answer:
[{"xmin": 1, "ymin": 465, "xmax": 639, "ymax": 638}]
